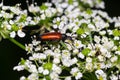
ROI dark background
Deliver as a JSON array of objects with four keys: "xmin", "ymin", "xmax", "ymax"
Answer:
[{"xmin": 0, "ymin": 0, "xmax": 120, "ymax": 80}]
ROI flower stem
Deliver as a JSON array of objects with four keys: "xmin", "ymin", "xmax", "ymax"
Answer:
[{"xmin": 9, "ymin": 38, "xmax": 25, "ymax": 50}]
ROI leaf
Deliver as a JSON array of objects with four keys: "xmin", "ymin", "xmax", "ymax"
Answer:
[
  {"xmin": 12, "ymin": 24, "xmax": 19, "ymax": 31},
  {"xmin": 18, "ymin": 14, "xmax": 27, "ymax": 22},
  {"xmin": 86, "ymin": 8, "xmax": 92, "ymax": 14},
  {"xmin": 43, "ymin": 63, "xmax": 52, "ymax": 70},
  {"xmin": 76, "ymin": 28, "xmax": 85, "ymax": 35},
  {"xmin": 117, "ymin": 46, "xmax": 120, "ymax": 51},
  {"xmin": 82, "ymin": 72, "xmax": 97, "ymax": 80},
  {"xmin": 68, "ymin": 0, "xmax": 73, "ymax": 4},
  {"xmin": 20, "ymin": 58, "xmax": 26, "ymax": 65},
  {"xmin": 112, "ymin": 29, "xmax": 120, "ymax": 36},
  {"xmin": 82, "ymin": 48, "xmax": 91, "ymax": 56},
  {"xmin": 0, "ymin": 30, "xmax": 9, "ymax": 39},
  {"xmin": 40, "ymin": 4, "xmax": 48, "ymax": 10},
  {"xmin": 60, "ymin": 40, "xmax": 68, "ymax": 49}
]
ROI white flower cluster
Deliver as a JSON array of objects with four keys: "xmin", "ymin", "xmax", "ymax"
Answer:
[{"xmin": 11, "ymin": 0, "xmax": 120, "ymax": 80}]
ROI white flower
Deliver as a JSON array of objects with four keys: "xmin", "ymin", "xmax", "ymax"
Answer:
[
  {"xmin": 78, "ymin": 53, "xmax": 85, "ymax": 59},
  {"xmin": 50, "ymin": 72, "xmax": 59, "ymax": 80},
  {"xmin": 88, "ymin": 23, "xmax": 95, "ymax": 31},
  {"xmin": 65, "ymin": 76, "xmax": 71, "ymax": 80},
  {"xmin": 95, "ymin": 69, "xmax": 107, "ymax": 80},
  {"xmin": 98, "ymin": 55, "xmax": 105, "ymax": 62},
  {"xmin": 53, "ymin": 58, "xmax": 60, "ymax": 64},
  {"xmin": 115, "ymin": 22, "xmax": 120, "ymax": 27},
  {"xmin": 105, "ymin": 62, "xmax": 112, "ymax": 68},
  {"xmin": 38, "ymin": 67, "xmax": 44, "ymax": 73},
  {"xmin": 99, "ymin": 30, "xmax": 106, "ymax": 35},
  {"xmin": 73, "ymin": 49, "xmax": 79, "ymax": 55},
  {"xmin": 41, "ymin": 14, "xmax": 46, "ymax": 20},
  {"xmin": 52, "ymin": 64, "xmax": 62, "ymax": 74},
  {"xmin": 107, "ymin": 30, "xmax": 113, "ymax": 35},
  {"xmin": 114, "ymin": 36, "xmax": 119, "ymax": 40},
  {"xmin": 103, "ymin": 41, "xmax": 114, "ymax": 50},
  {"xmin": 9, "ymin": 20, "xmax": 14, "ymax": 24},
  {"xmin": 62, "ymin": 50, "xmax": 71, "ymax": 59},
  {"xmin": 70, "ymin": 67, "xmax": 79, "ymax": 75},
  {"xmin": 28, "ymin": 73, "xmax": 38, "ymax": 80},
  {"xmin": 17, "ymin": 30, "xmax": 26, "ymax": 37},
  {"xmin": 110, "ymin": 56, "xmax": 118, "ymax": 62},
  {"xmin": 39, "ymin": 53, "xmax": 47, "ymax": 59},
  {"xmin": 43, "ymin": 69, "xmax": 49, "ymax": 75},
  {"xmin": 75, "ymin": 72, "xmax": 83, "ymax": 80},
  {"xmin": 101, "ymin": 36, "xmax": 108, "ymax": 43},
  {"xmin": 20, "ymin": 76, "xmax": 26, "ymax": 80},
  {"xmin": 86, "ymin": 57, "xmax": 92, "ymax": 63},
  {"xmin": 10, "ymin": 31, "xmax": 16, "ymax": 38},
  {"xmin": 62, "ymin": 59, "xmax": 71, "ymax": 67},
  {"xmin": 74, "ymin": 40, "xmax": 83, "ymax": 48},
  {"xmin": 29, "ymin": 65, "xmax": 38, "ymax": 73},
  {"xmin": 85, "ymin": 62, "xmax": 93, "ymax": 71},
  {"xmin": 13, "ymin": 65, "xmax": 25, "ymax": 71},
  {"xmin": 44, "ymin": 49, "xmax": 54, "ymax": 56},
  {"xmin": 28, "ymin": 4, "xmax": 40, "ymax": 12},
  {"xmin": 61, "ymin": 3, "xmax": 68, "ymax": 8},
  {"xmin": 45, "ymin": 9, "xmax": 52, "ymax": 17},
  {"xmin": 110, "ymin": 74, "xmax": 118, "ymax": 80},
  {"xmin": 71, "ymin": 57, "xmax": 78, "ymax": 65},
  {"xmin": 6, "ymin": 24, "xmax": 11, "ymax": 30},
  {"xmin": 115, "ymin": 51, "xmax": 120, "ymax": 55},
  {"xmin": 94, "ymin": 36, "xmax": 101, "ymax": 43},
  {"xmin": 25, "ymin": 44, "xmax": 33, "ymax": 53}
]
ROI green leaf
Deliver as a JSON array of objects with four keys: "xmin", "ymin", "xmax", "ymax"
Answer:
[
  {"xmin": 43, "ymin": 63, "xmax": 52, "ymax": 70},
  {"xmin": 82, "ymin": 72, "xmax": 97, "ymax": 80},
  {"xmin": 76, "ymin": 28, "xmax": 85, "ymax": 35},
  {"xmin": 60, "ymin": 40, "xmax": 68, "ymax": 49},
  {"xmin": 18, "ymin": 14, "xmax": 27, "ymax": 22},
  {"xmin": 82, "ymin": 48, "xmax": 91, "ymax": 56},
  {"xmin": 117, "ymin": 46, "xmax": 120, "ymax": 51},
  {"xmin": 0, "ymin": 30, "xmax": 9, "ymax": 39},
  {"xmin": 45, "ymin": 76, "xmax": 51, "ymax": 80},
  {"xmin": 86, "ymin": 9, "xmax": 92, "ymax": 14},
  {"xmin": 68, "ymin": 0, "xmax": 73, "ymax": 4},
  {"xmin": 12, "ymin": 24, "xmax": 19, "ymax": 31},
  {"xmin": 112, "ymin": 29, "xmax": 120, "ymax": 36},
  {"xmin": 40, "ymin": 4, "xmax": 48, "ymax": 10},
  {"xmin": 20, "ymin": 58, "xmax": 26, "ymax": 65}
]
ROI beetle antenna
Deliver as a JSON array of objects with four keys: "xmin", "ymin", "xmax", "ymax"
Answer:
[
  {"xmin": 47, "ymin": 0, "xmax": 49, "ymax": 3},
  {"xmin": 32, "ymin": 0, "xmax": 34, "ymax": 4},
  {"xmin": 26, "ymin": 0, "xmax": 29, "ymax": 8}
]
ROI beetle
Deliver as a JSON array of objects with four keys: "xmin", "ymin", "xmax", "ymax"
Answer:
[{"xmin": 38, "ymin": 32, "xmax": 66, "ymax": 41}]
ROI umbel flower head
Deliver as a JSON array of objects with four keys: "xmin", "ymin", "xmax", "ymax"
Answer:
[{"xmin": 1, "ymin": 0, "xmax": 118, "ymax": 80}]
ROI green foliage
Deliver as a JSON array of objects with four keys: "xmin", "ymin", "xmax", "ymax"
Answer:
[
  {"xmin": 82, "ymin": 48, "xmax": 91, "ymax": 56},
  {"xmin": 82, "ymin": 72, "xmax": 97, "ymax": 80},
  {"xmin": 112, "ymin": 29, "xmax": 120, "ymax": 36},
  {"xmin": 76, "ymin": 23, "xmax": 89, "ymax": 35},
  {"xmin": 43, "ymin": 62, "xmax": 53, "ymax": 70},
  {"xmin": 18, "ymin": 14, "xmax": 27, "ymax": 22},
  {"xmin": 20, "ymin": 58, "xmax": 26, "ymax": 65},
  {"xmin": 68, "ymin": 0, "xmax": 73, "ymax": 4},
  {"xmin": 76, "ymin": 28, "xmax": 85, "ymax": 35},
  {"xmin": 11, "ymin": 24, "xmax": 19, "ymax": 31},
  {"xmin": 40, "ymin": 4, "xmax": 48, "ymax": 10},
  {"xmin": 86, "ymin": 8, "xmax": 93, "ymax": 15},
  {"xmin": 0, "ymin": 27, "xmax": 10, "ymax": 40}
]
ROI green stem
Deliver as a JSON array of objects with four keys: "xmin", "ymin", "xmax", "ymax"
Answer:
[
  {"xmin": 89, "ymin": 32, "xmax": 93, "ymax": 43},
  {"xmin": 9, "ymin": 38, "xmax": 25, "ymax": 50}
]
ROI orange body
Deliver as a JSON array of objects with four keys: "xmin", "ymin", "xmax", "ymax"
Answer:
[{"xmin": 40, "ymin": 32, "xmax": 62, "ymax": 40}]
